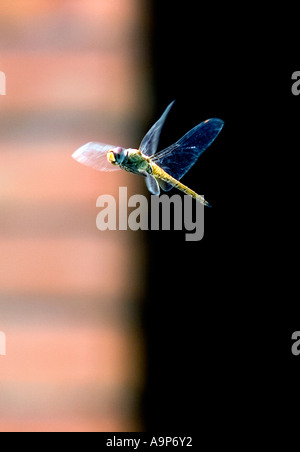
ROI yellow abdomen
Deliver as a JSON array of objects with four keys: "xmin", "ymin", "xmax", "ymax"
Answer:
[{"xmin": 151, "ymin": 162, "xmax": 210, "ymax": 207}]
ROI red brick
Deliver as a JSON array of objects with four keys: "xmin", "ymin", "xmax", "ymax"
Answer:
[
  {"xmin": 0, "ymin": 236, "xmax": 143, "ymax": 297},
  {"xmin": 0, "ymin": 144, "xmax": 143, "ymax": 202},
  {"xmin": 0, "ymin": 52, "xmax": 141, "ymax": 114},
  {"xmin": 0, "ymin": 417, "xmax": 139, "ymax": 433},
  {"xmin": 0, "ymin": 325, "xmax": 143, "ymax": 385}
]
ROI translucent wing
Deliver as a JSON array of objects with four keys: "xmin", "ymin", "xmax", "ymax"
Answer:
[
  {"xmin": 152, "ymin": 118, "xmax": 224, "ymax": 190},
  {"xmin": 72, "ymin": 142, "xmax": 122, "ymax": 172},
  {"xmin": 157, "ymin": 179, "xmax": 174, "ymax": 192},
  {"xmin": 145, "ymin": 174, "xmax": 160, "ymax": 195},
  {"xmin": 139, "ymin": 100, "xmax": 175, "ymax": 157}
]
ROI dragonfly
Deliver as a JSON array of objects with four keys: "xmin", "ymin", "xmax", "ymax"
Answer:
[{"xmin": 72, "ymin": 101, "xmax": 224, "ymax": 207}]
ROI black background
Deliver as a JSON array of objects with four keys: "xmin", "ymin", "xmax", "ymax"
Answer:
[{"xmin": 141, "ymin": 1, "xmax": 299, "ymax": 437}]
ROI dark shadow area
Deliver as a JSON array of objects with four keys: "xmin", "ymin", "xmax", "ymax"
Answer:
[{"xmin": 141, "ymin": 0, "xmax": 299, "ymax": 436}]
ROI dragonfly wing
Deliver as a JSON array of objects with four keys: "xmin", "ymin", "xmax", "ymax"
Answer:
[
  {"xmin": 72, "ymin": 142, "xmax": 122, "ymax": 172},
  {"xmin": 157, "ymin": 179, "xmax": 174, "ymax": 192},
  {"xmin": 145, "ymin": 174, "xmax": 160, "ymax": 195},
  {"xmin": 139, "ymin": 100, "xmax": 175, "ymax": 157},
  {"xmin": 152, "ymin": 118, "xmax": 224, "ymax": 181}
]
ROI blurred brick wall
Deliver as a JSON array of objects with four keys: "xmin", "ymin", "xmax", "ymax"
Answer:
[{"xmin": 0, "ymin": 0, "xmax": 150, "ymax": 432}]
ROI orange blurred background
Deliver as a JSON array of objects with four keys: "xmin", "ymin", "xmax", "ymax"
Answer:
[{"xmin": 0, "ymin": 0, "xmax": 150, "ymax": 432}]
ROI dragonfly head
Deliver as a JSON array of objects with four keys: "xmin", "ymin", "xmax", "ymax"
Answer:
[{"xmin": 107, "ymin": 147, "xmax": 127, "ymax": 166}]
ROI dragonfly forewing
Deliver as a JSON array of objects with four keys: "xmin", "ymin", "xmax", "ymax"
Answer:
[
  {"xmin": 151, "ymin": 118, "xmax": 224, "ymax": 182},
  {"xmin": 72, "ymin": 142, "xmax": 122, "ymax": 172},
  {"xmin": 139, "ymin": 100, "xmax": 175, "ymax": 157}
]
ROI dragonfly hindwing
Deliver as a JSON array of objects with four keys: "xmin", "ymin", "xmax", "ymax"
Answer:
[
  {"xmin": 157, "ymin": 179, "xmax": 174, "ymax": 192},
  {"xmin": 145, "ymin": 174, "xmax": 160, "ymax": 195}
]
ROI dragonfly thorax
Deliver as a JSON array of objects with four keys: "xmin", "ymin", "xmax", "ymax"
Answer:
[{"xmin": 126, "ymin": 148, "xmax": 152, "ymax": 174}]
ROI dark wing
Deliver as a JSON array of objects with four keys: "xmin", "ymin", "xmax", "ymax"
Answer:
[
  {"xmin": 139, "ymin": 100, "xmax": 175, "ymax": 157},
  {"xmin": 72, "ymin": 142, "xmax": 122, "ymax": 172},
  {"xmin": 152, "ymin": 118, "xmax": 224, "ymax": 190}
]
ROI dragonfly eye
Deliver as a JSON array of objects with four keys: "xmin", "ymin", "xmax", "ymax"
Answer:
[
  {"xmin": 107, "ymin": 147, "xmax": 126, "ymax": 165},
  {"xmin": 114, "ymin": 147, "xmax": 127, "ymax": 164}
]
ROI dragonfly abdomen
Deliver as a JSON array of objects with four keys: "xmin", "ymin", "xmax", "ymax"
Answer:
[{"xmin": 151, "ymin": 162, "xmax": 211, "ymax": 207}]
